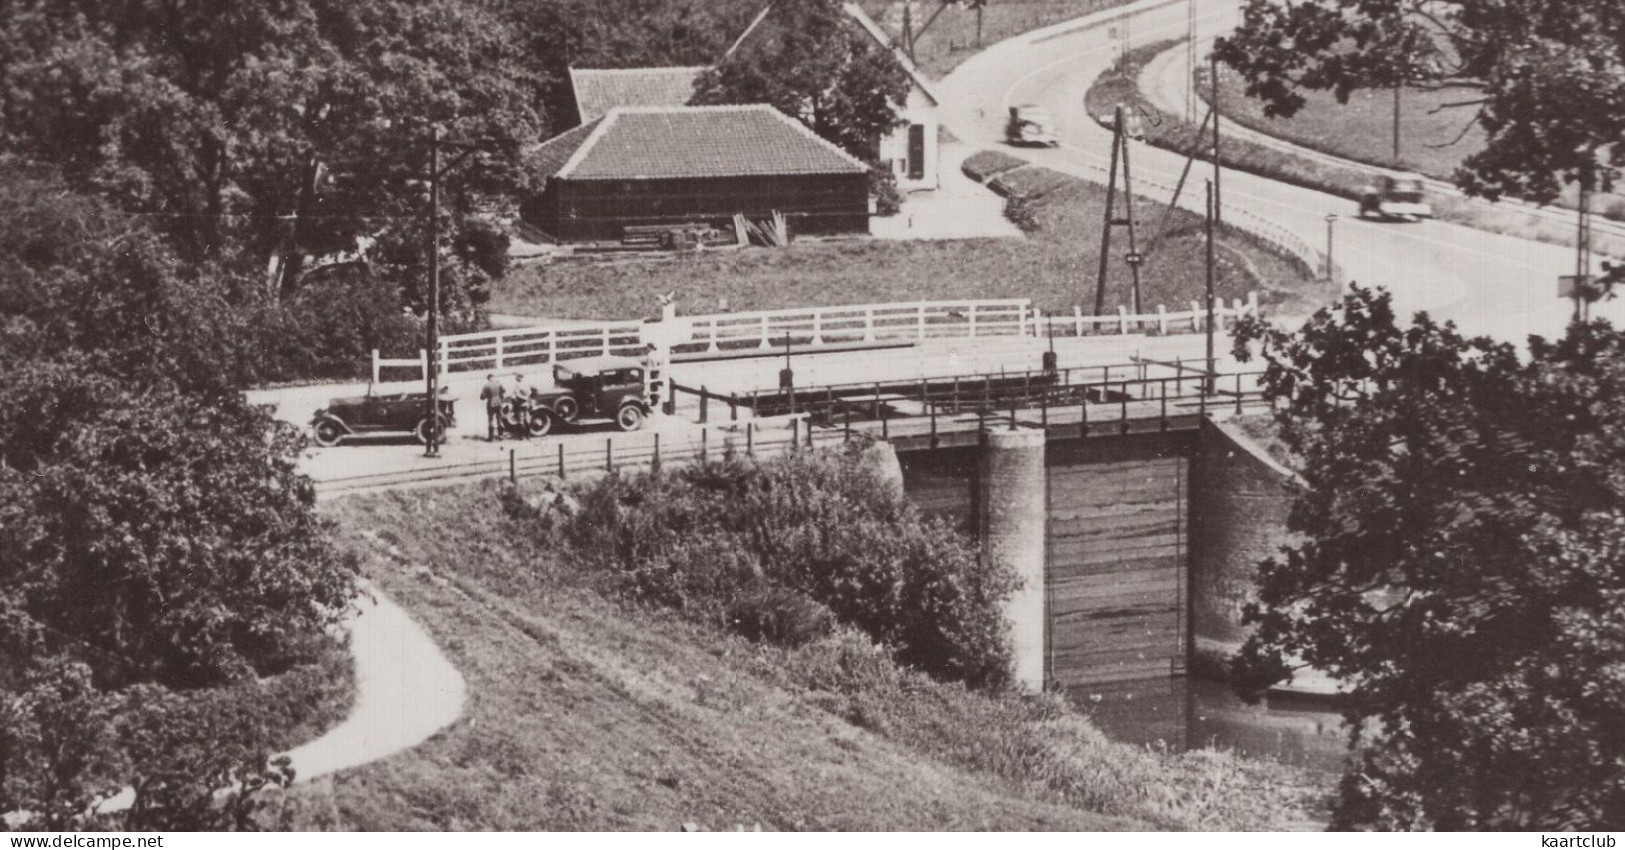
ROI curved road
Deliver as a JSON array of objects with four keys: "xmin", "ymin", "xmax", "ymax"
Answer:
[{"xmin": 938, "ymin": 0, "xmax": 1621, "ymax": 343}]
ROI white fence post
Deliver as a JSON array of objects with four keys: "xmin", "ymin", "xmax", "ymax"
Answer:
[
  {"xmin": 495, "ymin": 336, "xmax": 505, "ymax": 370},
  {"xmin": 419, "ymin": 349, "xmax": 428, "ymax": 381},
  {"xmin": 813, "ymin": 310, "xmax": 824, "ymax": 345},
  {"xmin": 1073, "ymin": 306, "xmax": 1083, "ymax": 337},
  {"xmin": 371, "ymin": 349, "xmax": 380, "ymax": 384},
  {"xmin": 968, "ymin": 304, "xmax": 978, "ymax": 337},
  {"xmin": 1248, "ymin": 290, "xmax": 1260, "ymax": 316},
  {"xmin": 760, "ymin": 315, "xmax": 771, "ymax": 349},
  {"xmin": 916, "ymin": 305, "xmax": 927, "ymax": 341},
  {"xmin": 708, "ymin": 320, "xmax": 719, "ymax": 352},
  {"xmin": 1157, "ymin": 304, "xmax": 1168, "ymax": 335},
  {"xmin": 1117, "ymin": 306, "xmax": 1129, "ymax": 334},
  {"xmin": 864, "ymin": 309, "xmax": 876, "ymax": 342}
]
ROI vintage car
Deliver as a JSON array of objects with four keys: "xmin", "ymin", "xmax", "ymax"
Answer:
[
  {"xmin": 1006, "ymin": 104, "xmax": 1060, "ymax": 147},
  {"xmin": 1098, "ymin": 104, "xmax": 1146, "ymax": 141},
  {"xmin": 525, "ymin": 355, "xmax": 652, "ymax": 435},
  {"xmin": 1358, "ymin": 174, "xmax": 1433, "ymax": 221},
  {"xmin": 311, "ymin": 387, "xmax": 456, "ymax": 447}
]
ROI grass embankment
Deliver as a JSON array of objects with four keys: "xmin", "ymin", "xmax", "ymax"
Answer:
[
  {"xmin": 493, "ymin": 155, "xmax": 1325, "ymax": 322},
  {"xmin": 860, "ymin": 0, "xmax": 1136, "ymax": 78},
  {"xmin": 1087, "ymin": 41, "xmax": 1625, "ymax": 257},
  {"xmin": 1206, "ymin": 54, "xmax": 1625, "ymax": 224},
  {"xmin": 285, "ymin": 455, "xmax": 1325, "ymax": 830}
]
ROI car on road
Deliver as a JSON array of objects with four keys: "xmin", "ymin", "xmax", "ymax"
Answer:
[
  {"xmin": 1359, "ymin": 174, "xmax": 1433, "ymax": 221},
  {"xmin": 311, "ymin": 387, "xmax": 456, "ymax": 447},
  {"xmin": 525, "ymin": 355, "xmax": 653, "ymax": 436},
  {"xmin": 1098, "ymin": 104, "xmax": 1146, "ymax": 141},
  {"xmin": 1006, "ymin": 104, "xmax": 1060, "ymax": 147}
]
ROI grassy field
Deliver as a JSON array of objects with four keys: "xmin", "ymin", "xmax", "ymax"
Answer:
[
  {"xmin": 858, "ymin": 0, "xmax": 1137, "ymax": 78},
  {"xmin": 1086, "ymin": 41, "xmax": 1625, "ymax": 257},
  {"xmin": 1207, "ymin": 65, "xmax": 1625, "ymax": 222},
  {"xmin": 492, "ymin": 155, "xmax": 1326, "ymax": 323},
  {"xmin": 273, "ymin": 475, "xmax": 1326, "ymax": 830}
]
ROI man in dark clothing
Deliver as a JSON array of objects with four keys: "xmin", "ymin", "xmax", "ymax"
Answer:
[{"xmin": 479, "ymin": 373, "xmax": 505, "ymax": 441}]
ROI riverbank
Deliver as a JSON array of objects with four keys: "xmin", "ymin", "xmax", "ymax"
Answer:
[{"xmin": 279, "ymin": 474, "xmax": 1329, "ymax": 829}]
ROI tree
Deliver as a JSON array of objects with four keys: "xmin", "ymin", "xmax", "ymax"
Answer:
[
  {"xmin": 0, "ymin": 359, "xmax": 360, "ymax": 688},
  {"xmin": 690, "ymin": 0, "xmax": 910, "ymax": 163},
  {"xmin": 1231, "ymin": 285, "xmax": 1625, "ymax": 829},
  {"xmin": 0, "ymin": 0, "xmax": 549, "ymax": 305},
  {"xmin": 1215, "ymin": 0, "xmax": 1625, "ymax": 203}
]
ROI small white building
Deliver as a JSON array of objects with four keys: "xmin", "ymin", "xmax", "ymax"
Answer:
[
  {"xmin": 842, "ymin": 3, "xmax": 942, "ymax": 193},
  {"xmin": 561, "ymin": 3, "xmax": 943, "ymax": 195}
]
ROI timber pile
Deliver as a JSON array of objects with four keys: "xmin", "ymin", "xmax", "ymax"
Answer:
[{"xmin": 733, "ymin": 211, "xmax": 789, "ymax": 247}]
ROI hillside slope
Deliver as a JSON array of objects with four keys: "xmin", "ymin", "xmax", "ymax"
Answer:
[{"xmin": 280, "ymin": 479, "xmax": 1322, "ymax": 830}]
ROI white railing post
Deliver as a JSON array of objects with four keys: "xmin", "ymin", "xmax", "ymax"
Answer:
[
  {"xmin": 439, "ymin": 340, "xmax": 449, "ymax": 377},
  {"xmin": 1073, "ymin": 305, "xmax": 1083, "ymax": 337},
  {"xmin": 601, "ymin": 326, "xmax": 612, "ymax": 357},
  {"xmin": 371, "ymin": 350, "xmax": 380, "ymax": 384},
  {"xmin": 813, "ymin": 310, "xmax": 824, "ymax": 345},
  {"xmin": 759, "ymin": 315, "xmax": 771, "ymax": 349},
  {"xmin": 708, "ymin": 320, "xmax": 719, "ymax": 352},
  {"xmin": 495, "ymin": 336, "xmax": 505, "ymax": 370},
  {"xmin": 968, "ymin": 304, "xmax": 978, "ymax": 337},
  {"xmin": 547, "ymin": 333, "xmax": 557, "ymax": 363},
  {"xmin": 1248, "ymin": 290, "xmax": 1260, "ymax": 316},
  {"xmin": 1157, "ymin": 305, "xmax": 1168, "ymax": 335},
  {"xmin": 419, "ymin": 348, "xmax": 428, "ymax": 381},
  {"xmin": 1191, "ymin": 300, "xmax": 1203, "ymax": 331},
  {"xmin": 916, "ymin": 305, "xmax": 927, "ymax": 341},
  {"xmin": 1118, "ymin": 306, "xmax": 1129, "ymax": 334},
  {"xmin": 864, "ymin": 309, "xmax": 876, "ymax": 342}
]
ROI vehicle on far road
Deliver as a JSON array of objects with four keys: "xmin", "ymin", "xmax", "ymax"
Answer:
[
  {"xmin": 526, "ymin": 355, "xmax": 652, "ymax": 435},
  {"xmin": 1006, "ymin": 104, "xmax": 1060, "ymax": 147},
  {"xmin": 311, "ymin": 387, "xmax": 456, "ymax": 447},
  {"xmin": 1358, "ymin": 174, "xmax": 1434, "ymax": 221},
  {"xmin": 1098, "ymin": 104, "xmax": 1145, "ymax": 141}
]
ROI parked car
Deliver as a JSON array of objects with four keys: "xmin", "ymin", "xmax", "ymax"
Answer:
[
  {"xmin": 1359, "ymin": 174, "xmax": 1433, "ymax": 221},
  {"xmin": 1006, "ymin": 104, "xmax": 1060, "ymax": 147},
  {"xmin": 311, "ymin": 387, "xmax": 456, "ymax": 447},
  {"xmin": 526, "ymin": 356, "xmax": 653, "ymax": 435}
]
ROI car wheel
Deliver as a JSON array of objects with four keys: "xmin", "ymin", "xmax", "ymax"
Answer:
[
  {"xmin": 526, "ymin": 410, "xmax": 554, "ymax": 438},
  {"xmin": 313, "ymin": 419, "xmax": 345, "ymax": 448},
  {"xmin": 553, "ymin": 395, "xmax": 580, "ymax": 423},
  {"xmin": 415, "ymin": 415, "xmax": 447, "ymax": 446},
  {"xmin": 615, "ymin": 403, "xmax": 645, "ymax": 432}
]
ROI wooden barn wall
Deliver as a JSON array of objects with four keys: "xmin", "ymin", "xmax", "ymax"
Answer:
[
  {"xmin": 534, "ymin": 173, "xmax": 870, "ymax": 242},
  {"xmin": 897, "ymin": 432, "xmax": 1196, "ymax": 687}
]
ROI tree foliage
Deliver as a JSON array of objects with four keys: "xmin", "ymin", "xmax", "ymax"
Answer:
[
  {"xmin": 0, "ymin": 0, "xmax": 548, "ymax": 307},
  {"xmin": 691, "ymin": 0, "xmax": 911, "ymax": 163},
  {"xmin": 1233, "ymin": 286, "xmax": 1625, "ymax": 829},
  {"xmin": 1215, "ymin": 0, "xmax": 1625, "ymax": 203}
]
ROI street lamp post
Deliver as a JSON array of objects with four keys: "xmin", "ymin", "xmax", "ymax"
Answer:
[{"xmin": 1324, "ymin": 213, "xmax": 1338, "ymax": 284}]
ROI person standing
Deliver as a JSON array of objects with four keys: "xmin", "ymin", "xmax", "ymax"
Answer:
[
  {"xmin": 479, "ymin": 373, "xmax": 505, "ymax": 441},
  {"xmin": 508, "ymin": 372, "xmax": 533, "ymax": 438}
]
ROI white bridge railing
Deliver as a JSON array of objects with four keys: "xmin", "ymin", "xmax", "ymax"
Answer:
[{"xmin": 371, "ymin": 293, "xmax": 1258, "ymax": 383}]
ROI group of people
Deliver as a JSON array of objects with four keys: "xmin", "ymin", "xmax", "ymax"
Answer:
[{"xmin": 479, "ymin": 371, "xmax": 539, "ymax": 441}]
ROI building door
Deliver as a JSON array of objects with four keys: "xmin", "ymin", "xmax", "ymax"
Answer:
[{"xmin": 907, "ymin": 124, "xmax": 926, "ymax": 181}]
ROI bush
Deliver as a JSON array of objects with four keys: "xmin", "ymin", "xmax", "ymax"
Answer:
[{"xmin": 537, "ymin": 446, "xmax": 1017, "ymax": 689}]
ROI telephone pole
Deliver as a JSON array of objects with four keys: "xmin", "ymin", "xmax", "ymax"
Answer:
[
  {"xmin": 1211, "ymin": 51, "xmax": 1222, "ymax": 226},
  {"xmin": 1093, "ymin": 106, "xmax": 1143, "ymax": 315},
  {"xmin": 1205, "ymin": 179, "xmax": 1216, "ymax": 393},
  {"xmin": 424, "ymin": 124, "xmax": 442, "ymax": 458},
  {"xmin": 1094, "ymin": 111, "xmax": 1124, "ymax": 316}
]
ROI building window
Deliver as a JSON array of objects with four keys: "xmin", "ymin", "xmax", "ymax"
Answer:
[{"xmin": 907, "ymin": 124, "xmax": 926, "ymax": 180}]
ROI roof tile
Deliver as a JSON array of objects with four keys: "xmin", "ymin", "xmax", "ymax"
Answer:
[{"xmin": 569, "ymin": 67, "xmax": 706, "ymax": 123}]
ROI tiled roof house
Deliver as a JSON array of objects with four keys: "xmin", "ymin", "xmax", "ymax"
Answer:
[
  {"xmin": 521, "ymin": 105, "xmax": 871, "ymax": 241},
  {"xmin": 568, "ymin": 67, "xmax": 708, "ymax": 123}
]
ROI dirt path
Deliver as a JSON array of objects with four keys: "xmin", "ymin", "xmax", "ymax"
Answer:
[{"xmin": 281, "ymin": 579, "xmax": 466, "ymax": 783}]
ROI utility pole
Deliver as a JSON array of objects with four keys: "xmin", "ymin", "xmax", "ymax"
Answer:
[
  {"xmin": 1187, "ymin": 4, "xmax": 1199, "ymax": 123},
  {"xmin": 902, "ymin": 3, "xmax": 914, "ymax": 60},
  {"xmin": 424, "ymin": 124, "xmax": 442, "ymax": 458},
  {"xmin": 1325, "ymin": 213, "xmax": 1338, "ymax": 283},
  {"xmin": 1392, "ymin": 81, "xmax": 1402, "ymax": 165},
  {"xmin": 1094, "ymin": 111, "xmax": 1124, "ymax": 316},
  {"xmin": 975, "ymin": 0, "xmax": 985, "ymax": 48},
  {"xmin": 1211, "ymin": 51, "xmax": 1222, "ymax": 226},
  {"xmin": 1205, "ymin": 179, "xmax": 1216, "ymax": 393},
  {"xmin": 1119, "ymin": 109, "xmax": 1144, "ymax": 315},
  {"xmin": 1577, "ymin": 178, "xmax": 1592, "ymax": 322}
]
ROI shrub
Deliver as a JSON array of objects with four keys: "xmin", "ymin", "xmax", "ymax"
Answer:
[
  {"xmin": 961, "ymin": 150, "xmax": 1029, "ymax": 183},
  {"xmin": 540, "ymin": 447, "xmax": 1017, "ymax": 688}
]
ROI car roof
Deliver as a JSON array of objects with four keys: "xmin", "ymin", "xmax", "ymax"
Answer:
[{"xmin": 554, "ymin": 355, "xmax": 647, "ymax": 373}]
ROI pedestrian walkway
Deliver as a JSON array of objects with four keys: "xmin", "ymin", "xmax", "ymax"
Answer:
[{"xmin": 871, "ymin": 142, "xmax": 1024, "ymax": 241}]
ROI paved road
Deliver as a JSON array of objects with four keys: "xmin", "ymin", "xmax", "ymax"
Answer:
[{"xmin": 938, "ymin": 0, "xmax": 1623, "ymax": 344}]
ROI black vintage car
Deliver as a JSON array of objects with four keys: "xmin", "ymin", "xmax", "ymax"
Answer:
[
  {"xmin": 525, "ymin": 356, "xmax": 652, "ymax": 436},
  {"xmin": 311, "ymin": 387, "xmax": 456, "ymax": 447}
]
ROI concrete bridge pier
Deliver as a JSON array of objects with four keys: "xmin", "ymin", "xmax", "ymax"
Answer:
[{"xmin": 978, "ymin": 425, "xmax": 1048, "ymax": 691}]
